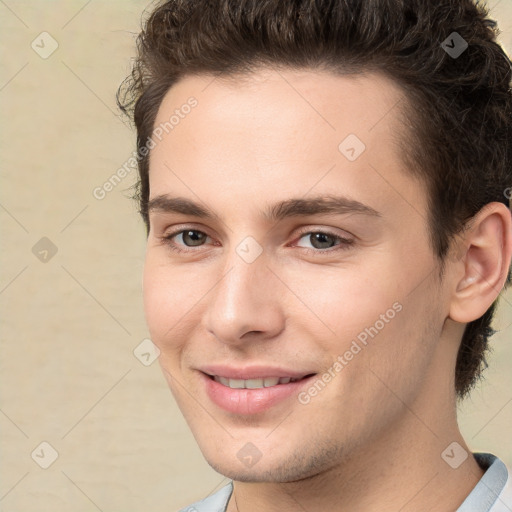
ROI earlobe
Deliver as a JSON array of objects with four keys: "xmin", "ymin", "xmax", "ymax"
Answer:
[{"xmin": 449, "ymin": 202, "xmax": 512, "ymax": 323}]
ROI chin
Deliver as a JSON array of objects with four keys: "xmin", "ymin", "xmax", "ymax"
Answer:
[
  {"xmin": 204, "ymin": 459, "xmax": 292, "ymax": 483},
  {"xmin": 202, "ymin": 446, "xmax": 339, "ymax": 484}
]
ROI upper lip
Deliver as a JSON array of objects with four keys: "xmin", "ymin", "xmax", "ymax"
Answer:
[{"xmin": 199, "ymin": 364, "xmax": 316, "ymax": 380}]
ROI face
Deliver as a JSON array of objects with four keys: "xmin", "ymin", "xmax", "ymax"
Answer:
[{"xmin": 143, "ymin": 68, "xmax": 451, "ymax": 482}]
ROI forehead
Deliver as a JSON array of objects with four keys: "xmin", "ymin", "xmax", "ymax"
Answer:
[
  {"xmin": 154, "ymin": 67, "xmax": 408, "ymax": 143},
  {"xmin": 148, "ymin": 67, "xmax": 426, "ymax": 228}
]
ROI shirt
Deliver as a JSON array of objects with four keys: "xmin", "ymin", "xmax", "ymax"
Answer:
[{"xmin": 177, "ymin": 453, "xmax": 512, "ymax": 512}]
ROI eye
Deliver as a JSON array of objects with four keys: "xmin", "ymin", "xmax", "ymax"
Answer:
[
  {"xmin": 162, "ymin": 228, "xmax": 212, "ymax": 252},
  {"xmin": 294, "ymin": 230, "xmax": 354, "ymax": 252}
]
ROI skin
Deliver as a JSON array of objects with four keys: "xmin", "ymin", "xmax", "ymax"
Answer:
[{"xmin": 142, "ymin": 68, "xmax": 512, "ymax": 511}]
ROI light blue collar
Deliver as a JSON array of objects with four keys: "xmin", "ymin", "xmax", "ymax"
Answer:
[{"xmin": 456, "ymin": 453, "xmax": 509, "ymax": 512}]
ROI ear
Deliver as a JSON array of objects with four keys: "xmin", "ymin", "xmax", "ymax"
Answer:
[{"xmin": 449, "ymin": 202, "xmax": 512, "ymax": 323}]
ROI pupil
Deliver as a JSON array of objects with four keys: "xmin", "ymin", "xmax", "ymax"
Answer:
[
  {"xmin": 185, "ymin": 230, "xmax": 205, "ymax": 246},
  {"xmin": 312, "ymin": 233, "xmax": 334, "ymax": 249}
]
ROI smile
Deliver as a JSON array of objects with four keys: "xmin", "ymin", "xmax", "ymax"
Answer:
[
  {"xmin": 202, "ymin": 371, "xmax": 317, "ymax": 414},
  {"xmin": 210, "ymin": 375, "xmax": 304, "ymax": 389}
]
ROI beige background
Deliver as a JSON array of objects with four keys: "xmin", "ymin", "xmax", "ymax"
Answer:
[{"xmin": 0, "ymin": 1, "xmax": 511, "ymax": 510}]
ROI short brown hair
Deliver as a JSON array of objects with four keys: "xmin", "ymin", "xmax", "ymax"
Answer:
[{"xmin": 117, "ymin": 0, "xmax": 512, "ymax": 398}]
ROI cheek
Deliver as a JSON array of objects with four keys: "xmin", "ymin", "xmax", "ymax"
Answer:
[
  {"xmin": 301, "ymin": 254, "xmax": 438, "ymax": 396},
  {"xmin": 281, "ymin": 257, "xmax": 402, "ymax": 342},
  {"xmin": 142, "ymin": 260, "xmax": 166, "ymax": 340},
  {"xmin": 353, "ymin": 279, "xmax": 441, "ymax": 407},
  {"xmin": 142, "ymin": 256, "xmax": 191, "ymax": 353}
]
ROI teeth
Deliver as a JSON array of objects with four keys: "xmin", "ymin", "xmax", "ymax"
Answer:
[
  {"xmin": 228, "ymin": 378, "xmax": 245, "ymax": 389},
  {"xmin": 213, "ymin": 376, "xmax": 299, "ymax": 389},
  {"xmin": 246, "ymin": 378, "xmax": 264, "ymax": 389}
]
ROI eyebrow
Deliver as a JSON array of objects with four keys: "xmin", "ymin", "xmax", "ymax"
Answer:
[{"xmin": 147, "ymin": 194, "xmax": 381, "ymax": 222}]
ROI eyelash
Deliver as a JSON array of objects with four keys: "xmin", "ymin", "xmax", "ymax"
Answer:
[{"xmin": 160, "ymin": 227, "xmax": 355, "ymax": 255}]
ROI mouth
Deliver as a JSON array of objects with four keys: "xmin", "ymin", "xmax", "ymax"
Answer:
[
  {"xmin": 205, "ymin": 374, "xmax": 316, "ymax": 389},
  {"xmin": 200, "ymin": 369, "xmax": 318, "ymax": 415}
]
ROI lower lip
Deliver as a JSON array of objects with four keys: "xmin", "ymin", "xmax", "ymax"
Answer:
[{"xmin": 201, "ymin": 373, "xmax": 316, "ymax": 415}]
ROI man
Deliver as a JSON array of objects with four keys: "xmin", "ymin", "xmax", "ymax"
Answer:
[{"xmin": 118, "ymin": 0, "xmax": 512, "ymax": 510}]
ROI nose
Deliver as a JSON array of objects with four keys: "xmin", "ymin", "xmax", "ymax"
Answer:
[{"xmin": 201, "ymin": 249, "xmax": 285, "ymax": 346}]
